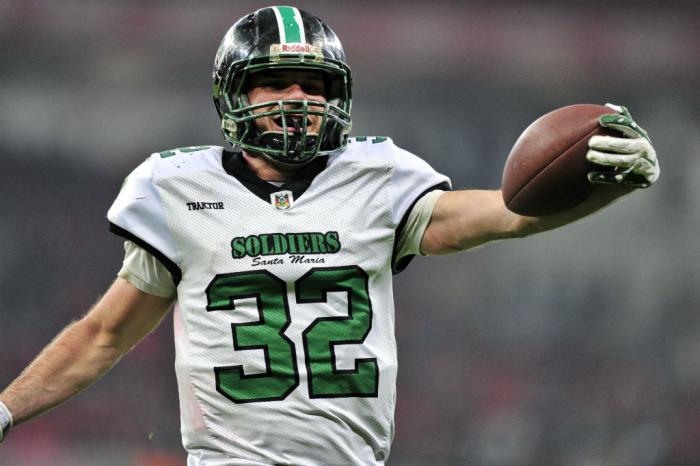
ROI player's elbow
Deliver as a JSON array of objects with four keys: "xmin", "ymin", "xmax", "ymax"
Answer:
[
  {"xmin": 420, "ymin": 225, "xmax": 464, "ymax": 255},
  {"xmin": 77, "ymin": 314, "xmax": 124, "ymax": 361}
]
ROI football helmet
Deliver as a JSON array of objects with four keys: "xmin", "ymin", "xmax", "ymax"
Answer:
[{"xmin": 213, "ymin": 6, "xmax": 352, "ymax": 165}]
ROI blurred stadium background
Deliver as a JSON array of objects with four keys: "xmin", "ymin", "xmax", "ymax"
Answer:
[{"xmin": 1, "ymin": 1, "xmax": 699, "ymax": 465}]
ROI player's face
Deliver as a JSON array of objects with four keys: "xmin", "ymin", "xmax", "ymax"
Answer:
[{"xmin": 246, "ymin": 69, "xmax": 327, "ymax": 136}]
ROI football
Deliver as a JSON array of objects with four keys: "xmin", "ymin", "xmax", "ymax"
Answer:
[{"xmin": 501, "ymin": 104, "xmax": 620, "ymax": 216}]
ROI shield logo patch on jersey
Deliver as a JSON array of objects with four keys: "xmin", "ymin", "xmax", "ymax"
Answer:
[{"xmin": 271, "ymin": 190, "xmax": 294, "ymax": 210}]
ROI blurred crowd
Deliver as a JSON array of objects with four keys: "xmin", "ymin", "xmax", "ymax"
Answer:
[{"xmin": 1, "ymin": 1, "xmax": 699, "ymax": 465}]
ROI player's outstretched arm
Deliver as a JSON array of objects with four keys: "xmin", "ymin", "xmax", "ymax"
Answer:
[
  {"xmin": 0, "ymin": 277, "xmax": 172, "ymax": 440},
  {"xmin": 420, "ymin": 184, "xmax": 630, "ymax": 255},
  {"xmin": 421, "ymin": 105, "xmax": 658, "ymax": 255}
]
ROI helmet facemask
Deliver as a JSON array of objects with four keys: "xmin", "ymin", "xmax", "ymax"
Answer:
[{"xmin": 218, "ymin": 59, "xmax": 352, "ymax": 165}]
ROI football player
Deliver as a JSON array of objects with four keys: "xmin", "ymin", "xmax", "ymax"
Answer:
[{"xmin": 0, "ymin": 6, "xmax": 658, "ymax": 465}]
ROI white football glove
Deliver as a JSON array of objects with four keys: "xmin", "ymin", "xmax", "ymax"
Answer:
[
  {"xmin": 0, "ymin": 401, "xmax": 12, "ymax": 443},
  {"xmin": 586, "ymin": 103, "xmax": 659, "ymax": 188}
]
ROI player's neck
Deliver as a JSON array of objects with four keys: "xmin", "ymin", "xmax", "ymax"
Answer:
[{"xmin": 242, "ymin": 152, "xmax": 299, "ymax": 182}]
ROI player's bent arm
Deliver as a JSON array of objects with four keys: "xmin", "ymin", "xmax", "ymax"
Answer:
[
  {"xmin": 421, "ymin": 184, "xmax": 631, "ymax": 255},
  {"xmin": 0, "ymin": 277, "xmax": 172, "ymax": 430}
]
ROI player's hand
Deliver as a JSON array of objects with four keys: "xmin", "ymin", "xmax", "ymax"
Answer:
[{"xmin": 586, "ymin": 103, "xmax": 660, "ymax": 188}]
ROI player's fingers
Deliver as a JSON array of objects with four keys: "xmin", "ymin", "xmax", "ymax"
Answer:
[
  {"xmin": 610, "ymin": 126, "xmax": 641, "ymax": 140},
  {"xmin": 586, "ymin": 149, "xmax": 639, "ymax": 168},
  {"xmin": 599, "ymin": 113, "xmax": 633, "ymax": 128},
  {"xmin": 621, "ymin": 173, "xmax": 653, "ymax": 189},
  {"xmin": 605, "ymin": 103, "xmax": 636, "ymax": 121},
  {"xmin": 641, "ymin": 143, "xmax": 658, "ymax": 163},
  {"xmin": 631, "ymin": 158, "xmax": 660, "ymax": 182},
  {"xmin": 588, "ymin": 170, "xmax": 652, "ymax": 187},
  {"xmin": 588, "ymin": 135, "xmax": 648, "ymax": 154},
  {"xmin": 587, "ymin": 171, "xmax": 623, "ymax": 185},
  {"xmin": 599, "ymin": 114, "xmax": 649, "ymax": 140},
  {"xmin": 600, "ymin": 123, "xmax": 641, "ymax": 139},
  {"xmin": 604, "ymin": 103, "xmax": 626, "ymax": 114}
]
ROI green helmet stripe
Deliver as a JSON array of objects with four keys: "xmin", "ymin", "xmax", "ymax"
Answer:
[{"xmin": 273, "ymin": 6, "xmax": 304, "ymax": 44}]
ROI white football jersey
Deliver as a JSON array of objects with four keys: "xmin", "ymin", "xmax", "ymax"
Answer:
[{"xmin": 108, "ymin": 138, "xmax": 450, "ymax": 466}]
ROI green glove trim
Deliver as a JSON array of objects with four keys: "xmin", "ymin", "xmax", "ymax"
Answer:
[{"xmin": 599, "ymin": 106, "xmax": 650, "ymax": 142}]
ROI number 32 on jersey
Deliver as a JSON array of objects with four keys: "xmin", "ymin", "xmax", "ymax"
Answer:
[{"xmin": 205, "ymin": 265, "xmax": 379, "ymax": 403}]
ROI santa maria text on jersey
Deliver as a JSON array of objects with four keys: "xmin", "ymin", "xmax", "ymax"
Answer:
[{"xmin": 231, "ymin": 232, "xmax": 341, "ymax": 264}]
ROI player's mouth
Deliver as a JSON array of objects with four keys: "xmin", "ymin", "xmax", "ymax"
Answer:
[{"xmin": 271, "ymin": 115, "xmax": 315, "ymax": 133}]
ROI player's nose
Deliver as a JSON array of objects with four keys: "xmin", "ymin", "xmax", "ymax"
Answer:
[{"xmin": 283, "ymin": 83, "xmax": 307, "ymax": 100}]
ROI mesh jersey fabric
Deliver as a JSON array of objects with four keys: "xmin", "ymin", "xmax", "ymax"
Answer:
[
  {"xmin": 117, "ymin": 189, "xmax": 446, "ymax": 299},
  {"xmin": 107, "ymin": 139, "xmax": 450, "ymax": 465}
]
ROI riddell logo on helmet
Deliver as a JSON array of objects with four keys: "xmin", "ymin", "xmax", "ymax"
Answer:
[
  {"xmin": 282, "ymin": 43, "xmax": 312, "ymax": 53},
  {"xmin": 270, "ymin": 43, "xmax": 322, "ymax": 60}
]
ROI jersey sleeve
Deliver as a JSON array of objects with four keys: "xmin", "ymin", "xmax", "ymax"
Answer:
[
  {"xmin": 107, "ymin": 157, "xmax": 182, "ymax": 285},
  {"xmin": 391, "ymin": 145, "xmax": 451, "ymax": 273},
  {"xmin": 395, "ymin": 189, "xmax": 446, "ymax": 260},
  {"xmin": 118, "ymin": 241, "xmax": 177, "ymax": 298}
]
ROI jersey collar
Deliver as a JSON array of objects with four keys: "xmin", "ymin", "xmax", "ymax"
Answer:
[{"xmin": 222, "ymin": 150, "xmax": 328, "ymax": 203}]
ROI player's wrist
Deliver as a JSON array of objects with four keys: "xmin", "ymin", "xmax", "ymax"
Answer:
[{"xmin": 0, "ymin": 400, "xmax": 14, "ymax": 443}]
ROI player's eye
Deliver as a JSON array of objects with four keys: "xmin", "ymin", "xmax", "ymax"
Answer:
[
  {"xmin": 301, "ymin": 82, "xmax": 325, "ymax": 95},
  {"xmin": 262, "ymin": 80, "xmax": 287, "ymax": 90}
]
